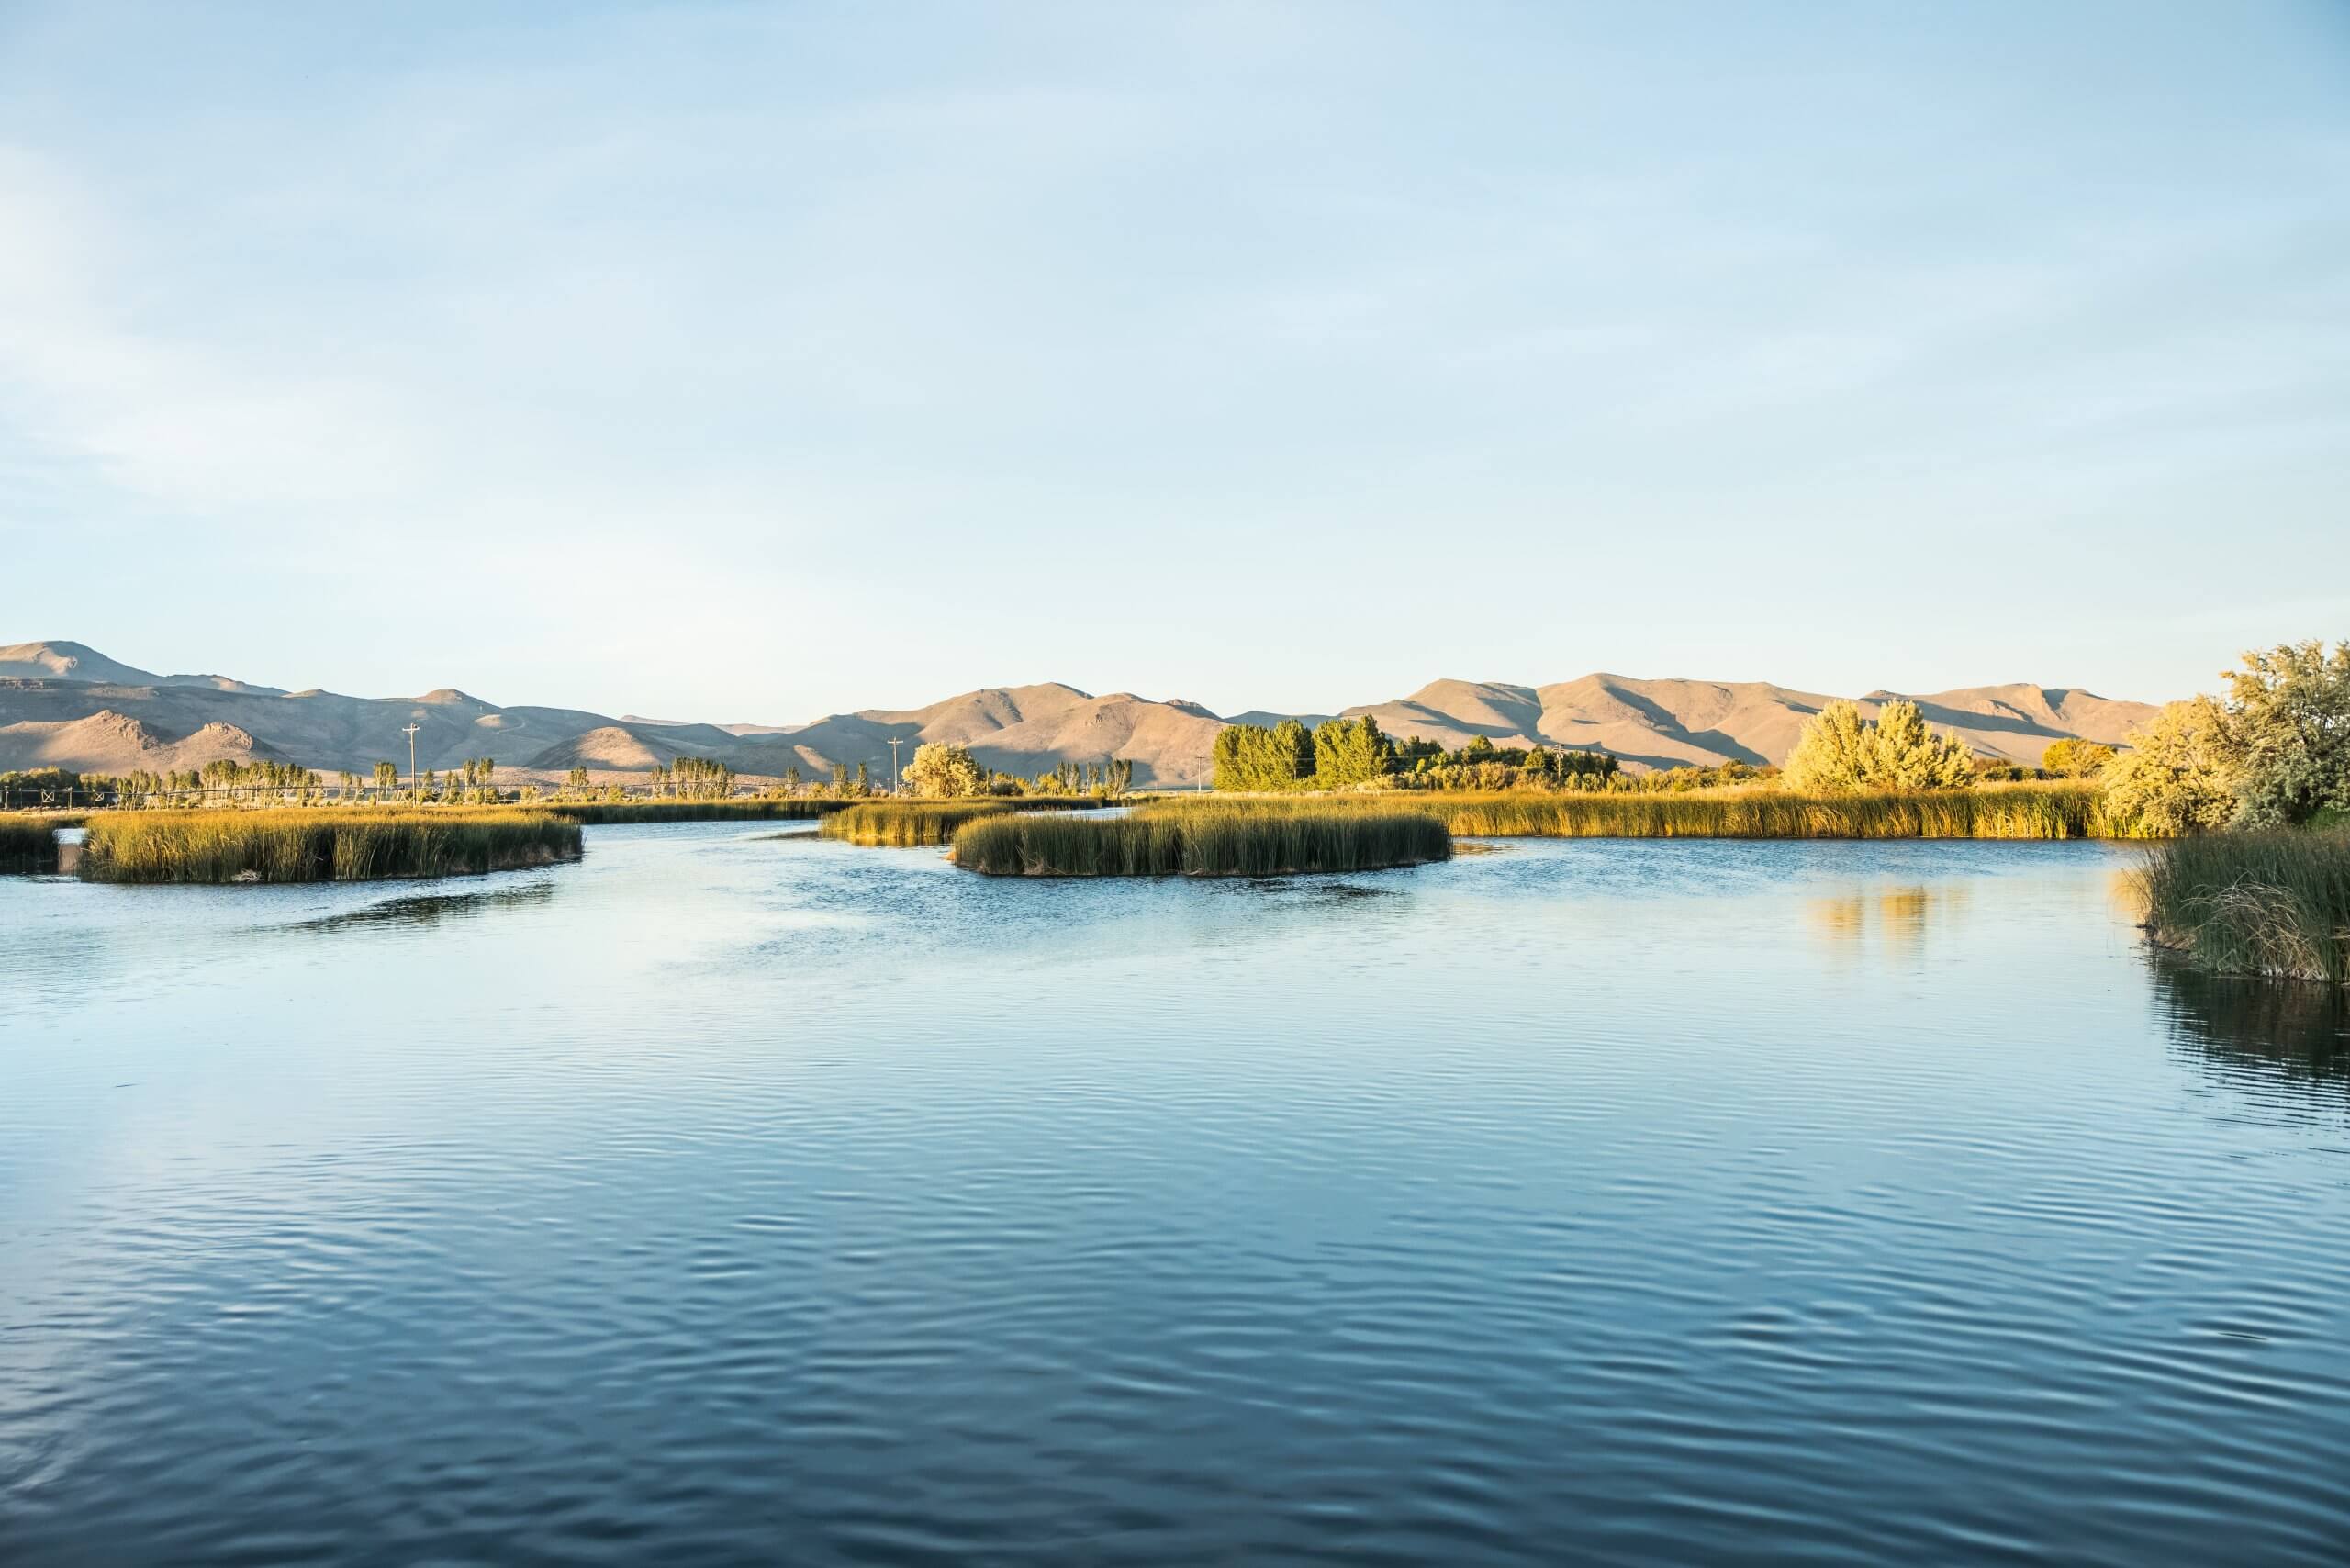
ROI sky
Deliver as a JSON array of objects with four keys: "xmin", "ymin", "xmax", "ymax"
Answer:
[{"xmin": 1, "ymin": 1, "xmax": 2345, "ymax": 724}]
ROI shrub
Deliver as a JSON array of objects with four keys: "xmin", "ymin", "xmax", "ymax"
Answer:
[
  {"xmin": 1783, "ymin": 700, "xmax": 1976, "ymax": 792},
  {"xmin": 2222, "ymin": 638, "xmax": 2350, "ymax": 827},
  {"xmin": 901, "ymin": 742, "xmax": 985, "ymax": 798},
  {"xmin": 2042, "ymin": 739, "xmax": 2116, "ymax": 777},
  {"xmin": 2099, "ymin": 698, "xmax": 2240, "ymax": 837}
]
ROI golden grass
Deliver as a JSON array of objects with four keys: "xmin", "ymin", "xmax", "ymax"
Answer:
[
  {"xmin": 2139, "ymin": 830, "xmax": 2350, "ymax": 985},
  {"xmin": 1146, "ymin": 783, "xmax": 2111, "ymax": 839},
  {"xmin": 77, "ymin": 808, "xmax": 583, "ymax": 884},
  {"xmin": 951, "ymin": 806, "xmax": 1450, "ymax": 876}
]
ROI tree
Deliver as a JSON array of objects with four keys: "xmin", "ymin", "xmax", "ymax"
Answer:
[
  {"xmin": 903, "ymin": 742, "xmax": 985, "ymax": 798},
  {"xmin": 2221, "ymin": 638, "xmax": 2350, "ymax": 826},
  {"xmin": 566, "ymin": 766, "xmax": 589, "ymax": 795},
  {"xmin": 2042, "ymin": 740, "xmax": 2116, "ymax": 778},
  {"xmin": 1783, "ymin": 700, "xmax": 1975, "ymax": 792},
  {"xmin": 2100, "ymin": 697, "xmax": 2239, "ymax": 836},
  {"xmin": 1313, "ymin": 715, "xmax": 1393, "ymax": 788},
  {"xmin": 1212, "ymin": 721, "xmax": 1317, "ymax": 790},
  {"xmin": 374, "ymin": 761, "xmax": 398, "ymax": 791}
]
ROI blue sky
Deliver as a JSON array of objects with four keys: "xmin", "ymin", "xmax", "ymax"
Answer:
[{"xmin": 2, "ymin": 2, "xmax": 2344, "ymax": 722}]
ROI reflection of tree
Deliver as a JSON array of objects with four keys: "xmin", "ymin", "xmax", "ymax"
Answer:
[
  {"xmin": 1803, "ymin": 884, "xmax": 1969, "ymax": 957},
  {"xmin": 2153, "ymin": 958, "xmax": 2350, "ymax": 1103}
]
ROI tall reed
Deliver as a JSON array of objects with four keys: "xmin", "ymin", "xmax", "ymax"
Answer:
[
  {"xmin": 78, "ymin": 808, "xmax": 583, "ymax": 884},
  {"xmin": 821, "ymin": 800, "xmax": 1022, "ymax": 846},
  {"xmin": 0, "ymin": 818, "xmax": 60, "ymax": 875},
  {"xmin": 1147, "ymin": 784, "xmax": 2109, "ymax": 839},
  {"xmin": 2139, "ymin": 831, "xmax": 2350, "ymax": 985},
  {"xmin": 545, "ymin": 799, "xmax": 839, "ymax": 824},
  {"xmin": 952, "ymin": 807, "xmax": 1449, "ymax": 877}
]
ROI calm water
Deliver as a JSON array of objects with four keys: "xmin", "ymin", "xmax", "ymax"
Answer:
[{"xmin": 5, "ymin": 826, "xmax": 2348, "ymax": 1565}]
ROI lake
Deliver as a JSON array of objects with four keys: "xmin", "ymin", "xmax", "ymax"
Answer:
[{"xmin": 4, "ymin": 825, "xmax": 2347, "ymax": 1564}]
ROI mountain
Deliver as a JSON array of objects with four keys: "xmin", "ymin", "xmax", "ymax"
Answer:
[
  {"xmin": 0, "ymin": 640, "xmax": 2163, "ymax": 785},
  {"xmin": 1343, "ymin": 675, "xmax": 2159, "ymax": 770}
]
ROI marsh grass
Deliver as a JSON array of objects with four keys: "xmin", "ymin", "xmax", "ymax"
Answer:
[
  {"xmin": 822, "ymin": 800, "xmax": 1021, "ymax": 846},
  {"xmin": 820, "ymin": 797, "xmax": 1108, "ymax": 846},
  {"xmin": 952, "ymin": 806, "xmax": 1449, "ymax": 877},
  {"xmin": 78, "ymin": 808, "xmax": 583, "ymax": 884},
  {"xmin": 545, "ymin": 799, "xmax": 841, "ymax": 824},
  {"xmin": 2139, "ymin": 831, "xmax": 2350, "ymax": 985},
  {"xmin": 1149, "ymin": 783, "xmax": 2109, "ymax": 839},
  {"xmin": 0, "ymin": 817, "xmax": 60, "ymax": 875}
]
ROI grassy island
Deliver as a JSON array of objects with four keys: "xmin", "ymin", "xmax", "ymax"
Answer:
[
  {"xmin": 0, "ymin": 818, "xmax": 60, "ymax": 875},
  {"xmin": 819, "ymin": 797, "xmax": 1106, "ymax": 846},
  {"xmin": 545, "ymin": 799, "xmax": 845, "ymax": 824},
  {"xmin": 952, "ymin": 804, "xmax": 1449, "ymax": 877},
  {"xmin": 77, "ymin": 808, "xmax": 583, "ymax": 884},
  {"xmin": 2140, "ymin": 832, "xmax": 2350, "ymax": 986}
]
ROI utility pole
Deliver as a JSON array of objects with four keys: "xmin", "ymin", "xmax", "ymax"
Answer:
[
  {"xmin": 401, "ymin": 723, "xmax": 422, "ymax": 793},
  {"xmin": 888, "ymin": 736, "xmax": 907, "ymax": 794}
]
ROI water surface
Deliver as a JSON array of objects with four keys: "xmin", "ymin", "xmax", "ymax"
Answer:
[{"xmin": 4, "ymin": 827, "xmax": 2347, "ymax": 1564}]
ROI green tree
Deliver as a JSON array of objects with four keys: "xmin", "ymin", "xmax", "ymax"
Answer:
[
  {"xmin": 2100, "ymin": 697, "xmax": 2239, "ymax": 836},
  {"xmin": 1312, "ymin": 715, "xmax": 1393, "ymax": 788},
  {"xmin": 1784, "ymin": 700, "xmax": 1975, "ymax": 792},
  {"xmin": 2222, "ymin": 638, "xmax": 2350, "ymax": 826},
  {"xmin": 903, "ymin": 742, "xmax": 985, "ymax": 798},
  {"xmin": 2042, "ymin": 739, "xmax": 2116, "ymax": 778}
]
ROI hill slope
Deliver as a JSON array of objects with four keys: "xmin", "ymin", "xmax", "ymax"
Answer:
[{"xmin": 0, "ymin": 640, "xmax": 2163, "ymax": 784}]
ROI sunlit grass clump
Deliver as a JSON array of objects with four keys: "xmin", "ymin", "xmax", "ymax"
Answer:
[
  {"xmin": 0, "ymin": 818, "xmax": 59, "ymax": 875},
  {"xmin": 952, "ymin": 806, "xmax": 1450, "ymax": 877},
  {"xmin": 2139, "ymin": 830, "xmax": 2350, "ymax": 985},
  {"xmin": 545, "ymin": 799, "xmax": 837, "ymax": 824},
  {"xmin": 822, "ymin": 800, "xmax": 1023, "ymax": 846},
  {"xmin": 1158, "ymin": 783, "xmax": 2109, "ymax": 839},
  {"xmin": 77, "ymin": 808, "xmax": 583, "ymax": 884}
]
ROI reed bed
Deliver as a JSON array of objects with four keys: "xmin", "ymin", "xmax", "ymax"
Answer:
[
  {"xmin": 77, "ymin": 808, "xmax": 583, "ymax": 884},
  {"xmin": 0, "ymin": 817, "xmax": 60, "ymax": 875},
  {"xmin": 2139, "ymin": 831, "xmax": 2350, "ymax": 985},
  {"xmin": 544, "ymin": 799, "xmax": 840, "ymax": 824},
  {"xmin": 821, "ymin": 800, "xmax": 1022, "ymax": 846},
  {"xmin": 1146, "ymin": 784, "xmax": 2109, "ymax": 839},
  {"xmin": 952, "ymin": 806, "xmax": 1450, "ymax": 877}
]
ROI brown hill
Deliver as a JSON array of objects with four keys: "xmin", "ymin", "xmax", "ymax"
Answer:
[
  {"xmin": 0, "ymin": 640, "xmax": 2165, "ymax": 786},
  {"xmin": 1343, "ymin": 675, "xmax": 2159, "ymax": 769},
  {"xmin": 0, "ymin": 710, "xmax": 284, "ymax": 773}
]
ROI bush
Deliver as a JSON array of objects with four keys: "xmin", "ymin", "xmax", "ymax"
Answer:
[
  {"xmin": 2099, "ymin": 698, "xmax": 2240, "ymax": 837},
  {"xmin": 2222, "ymin": 638, "xmax": 2350, "ymax": 827},
  {"xmin": 1783, "ymin": 700, "xmax": 1976, "ymax": 792},
  {"xmin": 901, "ymin": 742, "xmax": 985, "ymax": 798},
  {"xmin": 2042, "ymin": 739, "xmax": 2115, "ymax": 777}
]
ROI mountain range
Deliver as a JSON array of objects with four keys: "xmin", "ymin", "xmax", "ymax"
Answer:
[{"xmin": 0, "ymin": 640, "xmax": 2162, "ymax": 787}]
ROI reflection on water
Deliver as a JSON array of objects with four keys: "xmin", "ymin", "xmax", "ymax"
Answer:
[
  {"xmin": 1803, "ymin": 881, "xmax": 1971, "ymax": 956},
  {"xmin": 2156, "ymin": 958, "xmax": 2350, "ymax": 1102},
  {"xmin": 4, "ymin": 829, "xmax": 2349, "ymax": 1566},
  {"xmin": 287, "ymin": 879, "xmax": 559, "ymax": 933}
]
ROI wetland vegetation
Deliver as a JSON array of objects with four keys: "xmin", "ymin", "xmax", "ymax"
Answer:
[
  {"xmin": 952, "ymin": 803, "xmax": 1449, "ymax": 877},
  {"xmin": 76, "ymin": 808, "xmax": 582, "ymax": 884}
]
